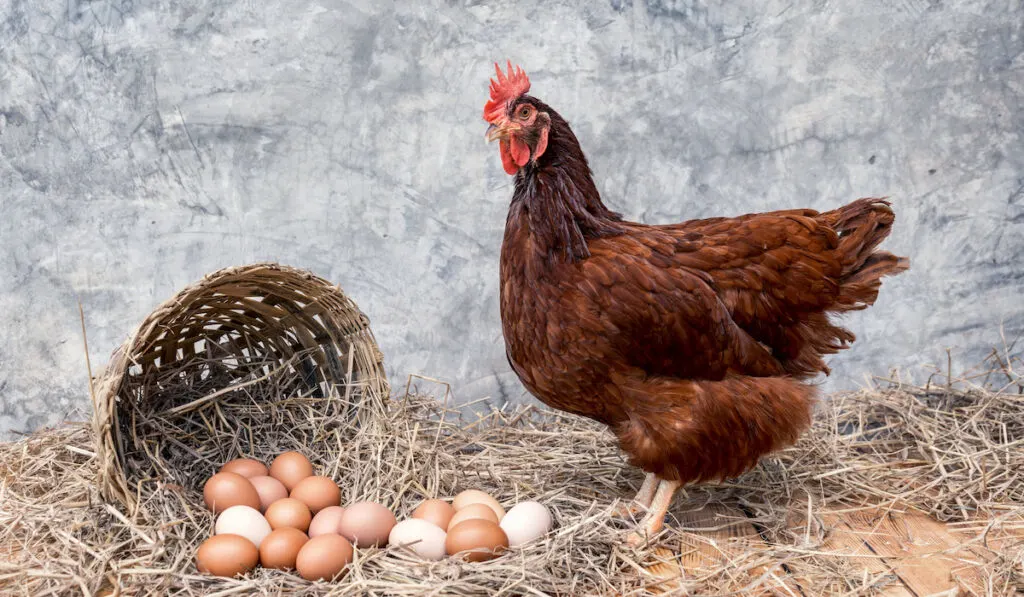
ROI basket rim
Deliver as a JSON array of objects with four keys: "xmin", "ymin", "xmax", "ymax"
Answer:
[{"xmin": 90, "ymin": 262, "xmax": 389, "ymax": 509}]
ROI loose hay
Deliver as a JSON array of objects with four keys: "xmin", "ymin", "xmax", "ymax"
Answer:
[{"xmin": 1, "ymin": 374, "xmax": 1022, "ymax": 596}]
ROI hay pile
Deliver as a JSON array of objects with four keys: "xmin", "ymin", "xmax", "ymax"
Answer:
[{"xmin": 1, "ymin": 372, "xmax": 1022, "ymax": 596}]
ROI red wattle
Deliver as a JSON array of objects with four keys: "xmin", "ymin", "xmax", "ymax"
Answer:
[
  {"xmin": 510, "ymin": 136, "xmax": 531, "ymax": 167},
  {"xmin": 500, "ymin": 139, "xmax": 519, "ymax": 175}
]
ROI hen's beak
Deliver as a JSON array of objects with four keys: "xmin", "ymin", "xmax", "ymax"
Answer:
[{"xmin": 485, "ymin": 122, "xmax": 517, "ymax": 142}]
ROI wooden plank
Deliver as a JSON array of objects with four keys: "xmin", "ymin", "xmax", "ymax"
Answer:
[
  {"xmin": 644, "ymin": 546, "xmax": 689, "ymax": 593},
  {"xmin": 781, "ymin": 498, "xmax": 914, "ymax": 597},
  {"xmin": 817, "ymin": 512, "xmax": 915, "ymax": 597},
  {"xmin": 945, "ymin": 512, "xmax": 1024, "ymax": 557},
  {"xmin": 644, "ymin": 500, "xmax": 1017, "ymax": 596},
  {"xmin": 843, "ymin": 508, "xmax": 992, "ymax": 596},
  {"xmin": 644, "ymin": 503, "xmax": 803, "ymax": 596}
]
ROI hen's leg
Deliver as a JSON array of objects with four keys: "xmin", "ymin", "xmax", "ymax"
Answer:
[
  {"xmin": 626, "ymin": 479, "xmax": 682, "ymax": 547},
  {"xmin": 611, "ymin": 472, "xmax": 658, "ymax": 517}
]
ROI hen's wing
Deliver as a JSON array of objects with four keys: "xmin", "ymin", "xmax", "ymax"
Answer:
[
  {"xmin": 632, "ymin": 198, "xmax": 906, "ymax": 377},
  {"xmin": 575, "ymin": 233, "xmax": 784, "ymax": 381}
]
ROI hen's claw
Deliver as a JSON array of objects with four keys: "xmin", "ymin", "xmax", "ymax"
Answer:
[
  {"xmin": 626, "ymin": 529, "xmax": 650, "ymax": 547},
  {"xmin": 612, "ymin": 473, "xmax": 659, "ymax": 518},
  {"xmin": 625, "ymin": 479, "xmax": 681, "ymax": 548},
  {"xmin": 611, "ymin": 501, "xmax": 649, "ymax": 519}
]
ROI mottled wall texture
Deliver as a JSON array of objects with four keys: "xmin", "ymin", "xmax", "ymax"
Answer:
[{"xmin": 1, "ymin": 0, "xmax": 1022, "ymax": 436}]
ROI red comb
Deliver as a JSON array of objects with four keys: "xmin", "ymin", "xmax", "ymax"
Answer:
[{"xmin": 483, "ymin": 61, "xmax": 531, "ymax": 123}]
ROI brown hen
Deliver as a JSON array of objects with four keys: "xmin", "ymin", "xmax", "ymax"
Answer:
[{"xmin": 483, "ymin": 62, "xmax": 909, "ymax": 544}]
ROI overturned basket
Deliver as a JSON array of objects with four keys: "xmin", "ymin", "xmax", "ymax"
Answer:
[{"xmin": 92, "ymin": 263, "xmax": 389, "ymax": 508}]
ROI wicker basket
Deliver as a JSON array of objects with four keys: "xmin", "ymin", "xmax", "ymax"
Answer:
[{"xmin": 91, "ymin": 263, "xmax": 388, "ymax": 508}]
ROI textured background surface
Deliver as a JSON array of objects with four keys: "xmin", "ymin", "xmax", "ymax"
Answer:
[{"xmin": 1, "ymin": 0, "xmax": 1022, "ymax": 436}]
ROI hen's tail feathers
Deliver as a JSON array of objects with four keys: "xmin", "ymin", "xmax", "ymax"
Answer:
[
  {"xmin": 825, "ymin": 198, "xmax": 910, "ymax": 311},
  {"xmin": 614, "ymin": 375, "xmax": 816, "ymax": 484},
  {"xmin": 778, "ymin": 198, "xmax": 908, "ymax": 379}
]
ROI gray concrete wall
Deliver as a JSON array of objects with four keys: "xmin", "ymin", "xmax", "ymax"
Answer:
[{"xmin": 2, "ymin": 0, "xmax": 1022, "ymax": 436}]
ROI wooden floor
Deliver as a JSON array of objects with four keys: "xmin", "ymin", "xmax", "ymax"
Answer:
[{"xmin": 642, "ymin": 503, "xmax": 1023, "ymax": 596}]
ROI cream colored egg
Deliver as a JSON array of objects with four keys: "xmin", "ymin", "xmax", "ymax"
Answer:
[
  {"xmin": 452, "ymin": 489, "xmax": 505, "ymax": 520},
  {"xmin": 308, "ymin": 506, "xmax": 346, "ymax": 537},
  {"xmin": 447, "ymin": 503, "xmax": 499, "ymax": 530},
  {"xmin": 388, "ymin": 518, "xmax": 447, "ymax": 561},
  {"xmin": 249, "ymin": 475, "xmax": 289, "ymax": 512},
  {"xmin": 499, "ymin": 501, "xmax": 552, "ymax": 547},
  {"xmin": 215, "ymin": 505, "xmax": 273, "ymax": 548},
  {"xmin": 337, "ymin": 501, "xmax": 396, "ymax": 547}
]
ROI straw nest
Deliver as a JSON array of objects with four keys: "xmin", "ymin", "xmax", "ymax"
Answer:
[
  {"xmin": 0, "ymin": 262, "xmax": 1021, "ymax": 594},
  {"xmin": 2, "ymin": 378, "xmax": 1022, "ymax": 594}
]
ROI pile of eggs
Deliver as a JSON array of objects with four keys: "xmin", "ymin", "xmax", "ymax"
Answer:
[
  {"xmin": 392, "ymin": 489, "xmax": 552, "ymax": 562},
  {"xmin": 196, "ymin": 452, "xmax": 553, "ymax": 581}
]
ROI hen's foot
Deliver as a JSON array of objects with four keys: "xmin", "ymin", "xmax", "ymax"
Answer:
[
  {"xmin": 625, "ymin": 479, "xmax": 681, "ymax": 547},
  {"xmin": 611, "ymin": 502, "xmax": 648, "ymax": 518},
  {"xmin": 611, "ymin": 473, "xmax": 658, "ymax": 518}
]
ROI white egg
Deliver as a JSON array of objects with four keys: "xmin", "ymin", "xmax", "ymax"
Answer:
[
  {"xmin": 215, "ymin": 505, "xmax": 272, "ymax": 548},
  {"xmin": 388, "ymin": 518, "xmax": 448, "ymax": 561},
  {"xmin": 499, "ymin": 501, "xmax": 552, "ymax": 548}
]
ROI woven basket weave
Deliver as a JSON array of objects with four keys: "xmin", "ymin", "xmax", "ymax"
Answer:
[{"xmin": 91, "ymin": 263, "xmax": 388, "ymax": 508}]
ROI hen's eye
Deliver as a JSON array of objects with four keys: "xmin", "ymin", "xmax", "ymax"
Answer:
[{"xmin": 518, "ymin": 106, "xmax": 532, "ymax": 119}]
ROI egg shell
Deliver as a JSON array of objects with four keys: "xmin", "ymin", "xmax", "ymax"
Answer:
[
  {"xmin": 259, "ymin": 527, "xmax": 309, "ymax": 570},
  {"xmin": 296, "ymin": 534, "xmax": 353, "ymax": 581},
  {"xmin": 452, "ymin": 489, "xmax": 506, "ymax": 520},
  {"xmin": 411, "ymin": 499, "xmax": 455, "ymax": 530},
  {"xmin": 265, "ymin": 498, "xmax": 312, "ymax": 532},
  {"xmin": 196, "ymin": 534, "xmax": 259, "ymax": 577},
  {"xmin": 388, "ymin": 518, "xmax": 447, "ymax": 561},
  {"xmin": 290, "ymin": 476, "xmax": 341, "ymax": 514},
  {"xmin": 203, "ymin": 472, "xmax": 261, "ymax": 514},
  {"xmin": 219, "ymin": 458, "xmax": 268, "ymax": 479},
  {"xmin": 337, "ymin": 501, "xmax": 396, "ymax": 547},
  {"xmin": 269, "ymin": 451, "xmax": 313, "ymax": 491},
  {"xmin": 447, "ymin": 503, "xmax": 499, "ymax": 530},
  {"xmin": 499, "ymin": 501, "xmax": 553, "ymax": 547},
  {"xmin": 215, "ymin": 505, "xmax": 273, "ymax": 548},
  {"xmin": 445, "ymin": 519, "xmax": 509, "ymax": 562},
  {"xmin": 308, "ymin": 506, "xmax": 346, "ymax": 537},
  {"xmin": 249, "ymin": 475, "xmax": 289, "ymax": 512}
]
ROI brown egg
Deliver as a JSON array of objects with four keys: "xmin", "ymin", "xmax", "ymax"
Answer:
[
  {"xmin": 412, "ymin": 499, "xmax": 455, "ymax": 530},
  {"xmin": 203, "ymin": 472, "xmax": 261, "ymax": 514},
  {"xmin": 295, "ymin": 534, "xmax": 353, "ymax": 581},
  {"xmin": 259, "ymin": 527, "xmax": 309, "ymax": 570},
  {"xmin": 447, "ymin": 503, "xmax": 499, "ymax": 530},
  {"xmin": 265, "ymin": 498, "xmax": 313, "ymax": 532},
  {"xmin": 290, "ymin": 476, "xmax": 341, "ymax": 514},
  {"xmin": 308, "ymin": 506, "xmax": 346, "ymax": 537},
  {"xmin": 249, "ymin": 475, "xmax": 289, "ymax": 512},
  {"xmin": 445, "ymin": 519, "xmax": 509, "ymax": 562},
  {"xmin": 219, "ymin": 458, "xmax": 268, "ymax": 478},
  {"xmin": 269, "ymin": 451, "xmax": 313, "ymax": 491},
  {"xmin": 453, "ymin": 489, "xmax": 505, "ymax": 520},
  {"xmin": 337, "ymin": 501, "xmax": 396, "ymax": 547},
  {"xmin": 196, "ymin": 534, "xmax": 259, "ymax": 577}
]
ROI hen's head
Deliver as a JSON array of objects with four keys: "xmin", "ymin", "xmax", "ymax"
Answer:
[{"xmin": 483, "ymin": 61, "xmax": 551, "ymax": 175}]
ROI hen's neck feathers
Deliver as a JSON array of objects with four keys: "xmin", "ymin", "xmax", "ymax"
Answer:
[{"xmin": 508, "ymin": 99, "xmax": 624, "ymax": 263}]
